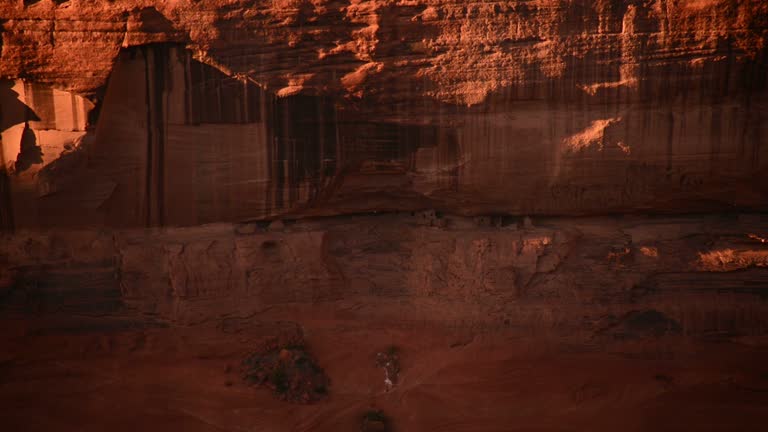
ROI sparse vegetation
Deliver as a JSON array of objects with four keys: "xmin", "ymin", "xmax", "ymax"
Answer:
[
  {"xmin": 242, "ymin": 342, "xmax": 330, "ymax": 403},
  {"xmin": 269, "ymin": 367, "xmax": 288, "ymax": 394},
  {"xmin": 376, "ymin": 346, "xmax": 401, "ymax": 391}
]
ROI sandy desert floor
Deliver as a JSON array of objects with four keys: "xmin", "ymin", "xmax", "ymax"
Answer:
[{"xmin": 2, "ymin": 299, "xmax": 767, "ymax": 432}]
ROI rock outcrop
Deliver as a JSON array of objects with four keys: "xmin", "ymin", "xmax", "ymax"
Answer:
[
  {"xmin": 2, "ymin": 4, "xmax": 768, "ymax": 429},
  {"xmin": 3, "ymin": 213, "xmax": 767, "ymax": 335},
  {"xmin": 2, "ymin": 0, "xmax": 767, "ymax": 103},
  {"xmin": 1, "ymin": 1, "xmax": 766, "ymax": 227}
]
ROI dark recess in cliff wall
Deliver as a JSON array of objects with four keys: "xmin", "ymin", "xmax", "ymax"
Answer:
[{"xmin": 4, "ymin": 44, "xmax": 460, "ymax": 228}]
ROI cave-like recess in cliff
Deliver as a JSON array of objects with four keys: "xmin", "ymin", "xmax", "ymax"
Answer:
[
  {"xmin": 2, "ymin": 36, "xmax": 767, "ymax": 229},
  {"xmin": 8, "ymin": 44, "xmax": 459, "ymax": 228}
]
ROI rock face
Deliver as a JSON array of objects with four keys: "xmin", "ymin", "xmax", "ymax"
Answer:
[
  {"xmin": 0, "ymin": 0, "xmax": 767, "ymax": 227},
  {"xmin": 2, "ymin": 212, "xmax": 768, "ymax": 431},
  {"xmin": 1, "ymin": 1, "xmax": 767, "ymax": 102},
  {"xmin": 3, "ymin": 213, "xmax": 768, "ymax": 331},
  {"xmin": 2, "ymin": 3, "xmax": 768, "ymax": 431}
]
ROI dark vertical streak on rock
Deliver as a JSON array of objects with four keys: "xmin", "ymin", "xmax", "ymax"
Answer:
[
  {"xmin": 745, "ymin": 48, "xmax": 767, "ymax": 171},
  {"xmin": 143, "ymin": 47, "xmax": 154, "ymax": 227},
  {"xmin": 155, "ymin": 46, "xmax": 166, "ymax": 227},
  {"xmin": 709, "ymin": 106, "xmax": 721, "ymax": 175},
  {"xmin": 317, "ymin": 94, "xmax": 325, "ymax": 197},
  {"xmin": 70, "ymin": 92, "xmax": 79, "ymax": 130},
  {"xmin": 286, "ymin": 101, "xmax": 296, "ymax": 207},
  {"xmin": 142, "ymin": 45, "xmax": 167, "ymax": 227},
  {"xmin": 184, "ymin": 50, "xmax": 192, "ymax": 125},
  {"xmin": 262, "ymin": 75, "xmax": 273, "ymax": 216},
  {"xmin": 271, "ymin": 97, "xmax": 283, "ymax": 211},
  {"xmin": 0, "ymin": 137, "xmax": 14, "ymax": 233},
  {"xmin": 666, "ymin": 111, "xmax": 674, "ymax": 173},
  {"xmin": 243, "ymin": 80, "xmax": 249, "ymax": 124}
]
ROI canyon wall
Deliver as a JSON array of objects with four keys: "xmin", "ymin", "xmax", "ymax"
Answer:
[
  {"xmin": 4, "ymin": 213, "xmax": 768, "ymax": 432},
  {"xmin": 1, "ymin": 0, "xmax": 767, "ymax": 355},
  {"xmin": 2, "ymin": 3, "xmax": 768, "ymax": 430},
  {"xmin": 0, "ymin": 1, "xmax": 766, "ymax": 228},
  {"xmin": 3, "ymin": 213, "xmax": 767, "ymax": 333}
]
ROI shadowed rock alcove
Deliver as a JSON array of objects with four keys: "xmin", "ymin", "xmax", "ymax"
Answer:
[{"xmin": 4, "ymin": 44, "xmax": 462, "ymax": 228}]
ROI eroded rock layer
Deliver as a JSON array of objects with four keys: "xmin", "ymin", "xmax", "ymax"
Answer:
[
  {"xmin": 2, "ymin": 0, "xmax": 767, "ymax": 103},
  {"xmin": 2, "ymin": 212, "xmax": 766, "ymax": 330},
  {"xmin": 2, "ymin": 212, "xmax": 768, "ymax": 431},
  {"xmin": 1, "ymin": 1, "xmax": 767, "ymax": 227},
  {"xmin": 1, "ymin": 3, "xmax": 768, "ymax": 429}
]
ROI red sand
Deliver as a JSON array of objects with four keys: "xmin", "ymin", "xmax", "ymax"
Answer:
[{"xmin": 2, "ymin": 302, "xmax": 767, "ymax": 432}]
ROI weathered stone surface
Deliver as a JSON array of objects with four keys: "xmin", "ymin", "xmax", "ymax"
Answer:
[
  {"xmin": 2, "ymin": 213, "xmax": 768, "ymax": 431},
  {"xmin": 1, "ymin": 3, "xmax": 768, "ymax": 430},
  {"xmin": 1, "ymin": 1, "xmax": 766, "ymax": 103},
  {"xmin": 3, "ymin": 213, "xmax": 767, "ymax": 333},
  {"xmin": 1, "ymin": 1, "xmax": 766, "ymax": 226}
]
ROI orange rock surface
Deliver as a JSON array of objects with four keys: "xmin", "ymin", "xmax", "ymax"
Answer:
[
  {"xmin": 0, "ymin": 0, "xmax": 766, "ymax": 225},
  {"xmin": 1, "ymin": 2, "xmax": 768, "ymax": 431}
]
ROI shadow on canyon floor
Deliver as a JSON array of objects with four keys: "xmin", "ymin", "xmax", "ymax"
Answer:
[{"xmin": 1, "ymin": 80, "xmax": 43, "ymax": 230}]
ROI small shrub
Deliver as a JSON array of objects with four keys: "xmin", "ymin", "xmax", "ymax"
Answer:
[
  {"xmin": 270, "ymin": 368, "xmax": 288, "ymax": 394},
  {"xmin": 242, "ymin": 344, "xmax": 330, "ymax": 403}
]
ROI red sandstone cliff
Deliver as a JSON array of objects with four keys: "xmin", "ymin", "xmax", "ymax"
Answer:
[
  {"xmin": 1, "ymin": 1, "xmax": 767, "ymax": 227},
  {"xmin": 1, "ymin": 0, "xmax": 767, "ymax": 103},
  {"xmin": 2, "ymin": 3, "xmax": 768, "ymax": 430},
  {"xmin": 1, "ymin": 2, "xmax": 765, "ymax": 311}
]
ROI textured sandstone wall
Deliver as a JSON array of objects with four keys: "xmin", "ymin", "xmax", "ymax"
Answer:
[
  {"xmin": 2, "ymin": 6, "xmax": 768, "ymax": 427},
  {"xmin": 2, "ymin": 213, "xmax": 767, "ymax": 334},
  {"xmin": 1, "ymin": 0, "xmax": 766, "ymax": 103},
  {"xmin": 1, "ymin": 1, "xmax": 767, "ymax": 227}
]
